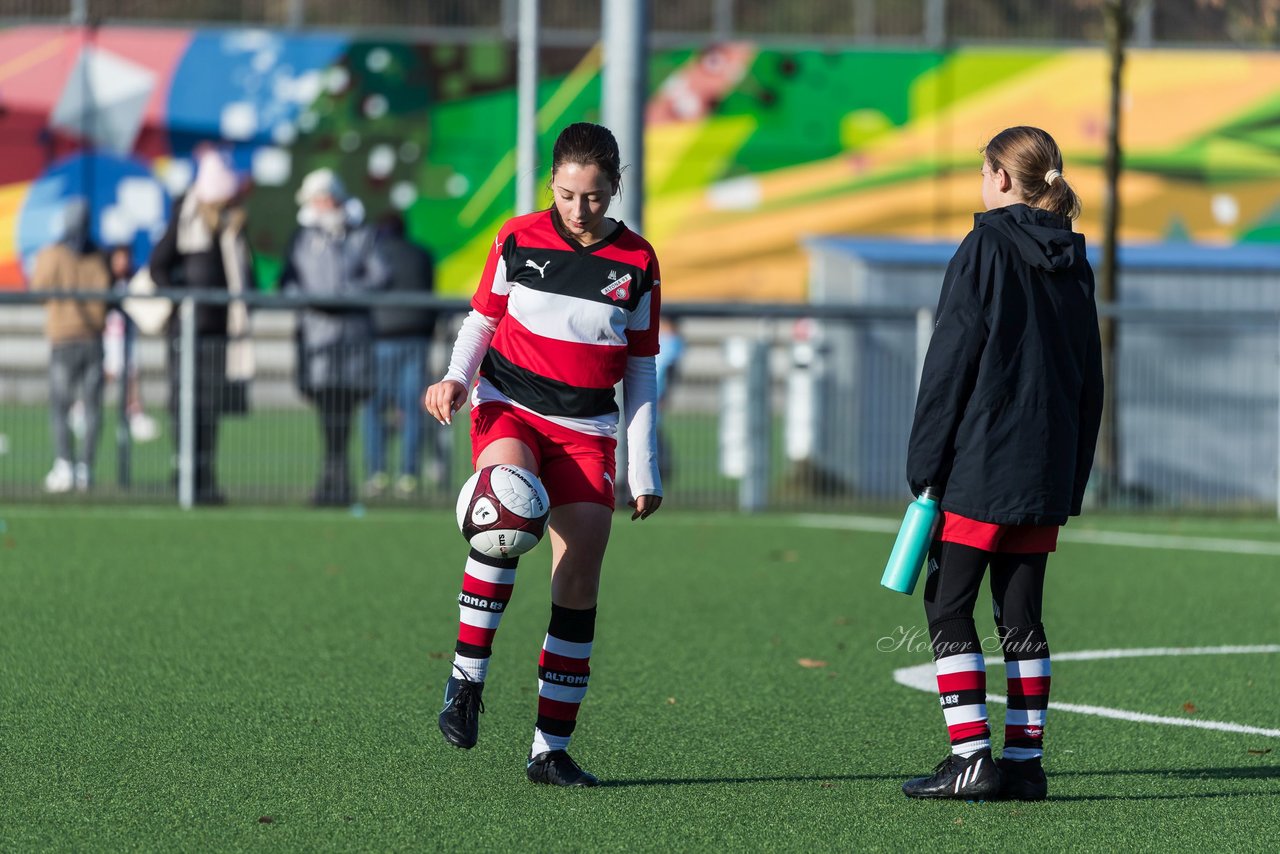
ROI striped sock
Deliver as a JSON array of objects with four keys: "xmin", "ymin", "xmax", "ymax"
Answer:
[
  {"xmin": 1002, "ymin": 623, "xmax": 1051, "ymax": 761},
  {"xmin": 929, "ymin": 616, "xmax": 990, "ymax": 757},
  {"xmin": 451, "ymin": 549, "xmax": 518, "ymax": 683},
  {"xmin": 936, "ymin": 652, "xmax": 991, "ymax": 757},
  {"xmin": 531, "ymin": 604, "xmax": 596, "ymax": 756}
]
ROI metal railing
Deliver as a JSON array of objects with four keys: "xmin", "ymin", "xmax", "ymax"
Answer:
[
  {"xmin": 2, "ymin": 0, "xmax": 1275, "ymax": 49},
  {"xmin": 3, "ymin": 289, "xmax": 1278, "ymax": 515}
]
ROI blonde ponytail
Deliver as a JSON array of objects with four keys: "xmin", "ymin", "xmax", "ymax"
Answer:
[{"xmin": 984, "ymin": 126, "xmax": 1082, "ymax": 221}]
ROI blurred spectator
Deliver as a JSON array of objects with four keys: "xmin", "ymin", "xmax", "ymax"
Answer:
[
  {"xmin": 362, "ymin": 211, "xmax": 439, "ymax": 499},
  {"xmin": 655, "ymin": 314, "xmax": 685, "ymax": 484},
  {"xmin": 281, "ymin": 168, "xmax": 389, "ymax": 507},
  {"xmin": 29, "ymin": 198, "xmax": 110, "ymax": 493},
  {"xmin": 105, "ymin": 245, "xmax": 159, "ymax": 443},
  {"xmin": 150, "ymin": 147, "xmax": 256, "ymax": 505},
  {"xmin": 655, "ymin": 315, "xmax": 684, "ymax": 401}
]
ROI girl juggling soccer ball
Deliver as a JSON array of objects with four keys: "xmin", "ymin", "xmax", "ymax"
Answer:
[
  {"xmin": 424, "ymin": 123, "xmax": 663, "ymax": 787},
  {"xmin": 901, "ymin": 126, "xmax": 1104, "ymax": 801}
]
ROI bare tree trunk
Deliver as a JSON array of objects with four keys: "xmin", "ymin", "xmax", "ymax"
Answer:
[{"xmin": 1097, "ymin": 0, "xmax": 1130, "ymax": 505}]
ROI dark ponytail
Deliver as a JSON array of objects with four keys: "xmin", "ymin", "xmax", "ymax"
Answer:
[
  {"xmin": 983, "ymin": 126, "xmax": 1082, "ymax": 222},
  {"xmin": 550, "ymin": 122, "xmax": 623, "ymax": 195}
]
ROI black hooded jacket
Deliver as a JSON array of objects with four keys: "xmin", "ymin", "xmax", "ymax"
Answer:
[{"xmin": 906, "ymin": 203, "xmax": 1104, "ymax": 526}]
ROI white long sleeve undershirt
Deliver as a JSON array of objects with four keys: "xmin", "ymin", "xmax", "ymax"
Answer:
[
  {"xmin": 442, "ymin": 310, "xmax": 497, "ymax": 388},
  {"xmin": 623, "ymin": 354, "xmax": 662, "ymax": 498}
]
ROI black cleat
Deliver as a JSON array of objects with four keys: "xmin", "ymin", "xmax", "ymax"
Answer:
[
  {"xmin": 902, "ymin": 748, "xmax": 1000, "ymax": 800},
  {"xmin": 437, "ymin": 668, "xmax": 484, "ymax": 749},
  {"xmin": 526, "ymin": 750, "xmax": 599, "ymax": 787},
  {"xmin": 997, "ymin": 756, "xmax": 1048, "ymax": 801}
]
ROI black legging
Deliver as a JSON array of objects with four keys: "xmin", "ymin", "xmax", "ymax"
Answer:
[
  {"xmin": 313, "ymin": 388, "xmax": 360, "ymax": 501},
  {"xmin": 168, "ymin": 336, "xmax": 224, "ymax": 500},
  {"xmin": 922, "ymin": 541, "xmax": 1049, "ymax": 661}
]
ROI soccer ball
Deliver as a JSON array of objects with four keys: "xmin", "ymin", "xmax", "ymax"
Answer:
[{"xmin": 455, "ymin": 464, "xmax": 551, "ymax": 559}]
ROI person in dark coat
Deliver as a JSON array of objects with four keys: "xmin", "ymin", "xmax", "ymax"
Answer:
[
  {"xmin": 281, "ymin": 168, "xmax": 389, "ymax": 506},
  {"xmin": 150, "ymin": 148, "xmax": 256, "ymax": 505},
  {"xmin": 899, "ymin": 126, "xmax": 1104, "ymax": 803},
  {"xmin": 361, "ymin": 211, "xmax": 438, "ymax": 499}
]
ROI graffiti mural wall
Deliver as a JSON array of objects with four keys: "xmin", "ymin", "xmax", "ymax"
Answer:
[{"xmin": 2, "ymin": 25, "xmax": 1279, "ymax": 300}]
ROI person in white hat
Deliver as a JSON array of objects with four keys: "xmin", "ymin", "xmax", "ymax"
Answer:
[{"xmin": 281, "ymin": 168, "xmax": 388, "ymax": 506}]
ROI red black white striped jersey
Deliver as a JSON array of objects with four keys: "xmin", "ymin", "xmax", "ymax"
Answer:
[{"xmin": 469, "ymin": 209, "xmax": 662, "ymax": 437}]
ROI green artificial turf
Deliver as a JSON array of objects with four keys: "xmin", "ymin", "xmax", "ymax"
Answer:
[{"xmin": 1, "ymin": 508, "xmax": 1277, "ymax": 851}]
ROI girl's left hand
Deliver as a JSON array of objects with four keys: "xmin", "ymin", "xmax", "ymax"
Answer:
[{"xmin": 628, "ymin": 494, "xmax": 662, "ymax": 521}]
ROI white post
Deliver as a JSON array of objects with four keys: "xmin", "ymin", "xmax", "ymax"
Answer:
[
  {"xmin": 785, "ymin": 336, "xmax": 815, "ymax": 464},
  {"xmin": 603, "ymin": 0, "xmax": 648, "ymax": 503},
  {"xmin": 178, "ymin": 297, "xmax": 197, "ymax": 510},
  {"xmin": 914, "ymin": 306, "xmax": 933, "ymax": 396},
  {"xmin": 601, "ymin": 0, "xmax": 648, "ymax": 231},
  {"xmin": 720, "ymin": 337, "xmax": 748, "ymax": 481},
  {"xmin": 516, "ymin": 0, "xmax": 540, "ymax": 216},
  {"xmin": 741, "ymin": 339, "xmax": 771, "ymax": 512}
]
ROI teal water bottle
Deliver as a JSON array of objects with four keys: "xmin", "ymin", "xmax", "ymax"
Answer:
[{"xmin": 880, "ymin": 487, "xmax": 942, "ymax": 595}]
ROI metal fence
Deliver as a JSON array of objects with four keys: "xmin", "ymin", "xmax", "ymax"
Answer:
[
  {"xmin": 2, "ymin": 0, "xmax": 1276, "ymax": 48},
  {"xmin": 1109, "ymin": 306, "xmax": 1280, "ymax": 511},
  {"xmin": 2, "ymin": 289, "xmax": 1278, "ymax": 515}
]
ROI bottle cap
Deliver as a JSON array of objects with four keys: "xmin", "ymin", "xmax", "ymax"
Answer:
[{"xmin": 920, "ymin": 486, "xmax": 942, "ymax": 501}]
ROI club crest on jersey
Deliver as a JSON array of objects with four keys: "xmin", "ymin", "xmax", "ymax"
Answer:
[{"xmin": 601, "ymin": 273, "xmax": 632, "ymax": 301}]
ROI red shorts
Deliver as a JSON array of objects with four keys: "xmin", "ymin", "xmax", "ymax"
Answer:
[
  {"xmin": 939, "ymin": 512, "xmax": 1059, "ymax": 554},
  {"xmin": 470, "ymin": 403, "xmax": 617, "ymax": 509}
]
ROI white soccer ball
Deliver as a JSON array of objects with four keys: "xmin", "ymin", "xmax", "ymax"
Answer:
[{"xmin": 455, "ymin": 464, "xmax": 551, "ymax": 559}]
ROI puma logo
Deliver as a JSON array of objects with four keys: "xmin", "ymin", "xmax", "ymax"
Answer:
[{"xmin": 525, "ymin": 259, "xmax": 550, "ymax": 278}]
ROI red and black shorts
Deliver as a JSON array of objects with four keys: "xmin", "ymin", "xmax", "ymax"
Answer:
[{"xmin": 470, "ymin": 402, "xmax": 617, "ymax": 509}]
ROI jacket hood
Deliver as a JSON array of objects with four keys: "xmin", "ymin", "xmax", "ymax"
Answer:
[{"xmin": 975, "ymin": 203, "xmax": 1082, "ymax": 271}]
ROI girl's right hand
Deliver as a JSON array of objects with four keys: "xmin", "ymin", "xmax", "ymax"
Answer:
[{"xmin": 424, "ymin": 379, "xmax": 467, "ymax": 425}]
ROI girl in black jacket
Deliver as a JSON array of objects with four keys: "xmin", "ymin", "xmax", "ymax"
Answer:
[{"xmin": 900, "ymin": 126, "xmax": 1104, "ymax": 802}]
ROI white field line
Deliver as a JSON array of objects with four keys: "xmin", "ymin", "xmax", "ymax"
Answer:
[
  {"xmin": 1, "ymin": 507, "xmax": 757, "ymax": 525},
  {"xmin": 893, "ymin": 646, "xmax": 1280, "ymax": 739},
  {"xmin": 790, "ymin": 514, "xmax": 1280, "ymax": 556},
  {"xmin": 1052, "ymin": 645, "xmax": 1280, "ymax": 662},
  {"xmin": 5, "ymin": 507, "xmax": 1280, "ymax": 557},
  {"xmin": 0, "ymin": 506, "xmax": 418, "ymax": 523}
]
